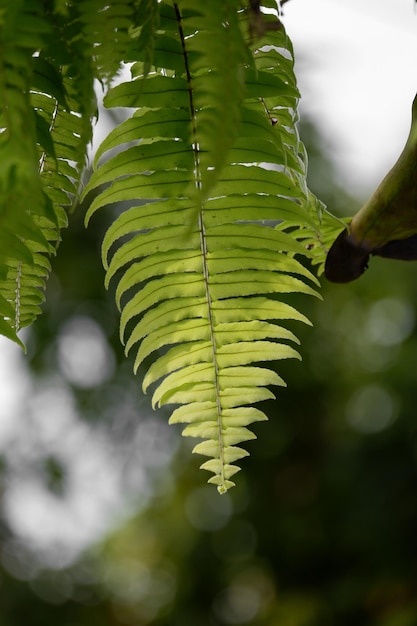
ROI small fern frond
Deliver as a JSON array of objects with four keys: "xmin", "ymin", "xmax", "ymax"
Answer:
[
  {"xmin": 84, "ymin": 1, "xmax": 320, "ymax": 492},
  {"xmin": 132, "ymin": 0, "xmax": 161, "ymax": 78},
  {"xmin": 175, "ymin": 0, "xmax": 249, "ymax": 195},
  {"xmin": 77, "ymin": 0, "xmax": 135, "ymax": 84},
  {"xmin": 282, "ymin": 192, "xmax": 349, "ymax": 275}
]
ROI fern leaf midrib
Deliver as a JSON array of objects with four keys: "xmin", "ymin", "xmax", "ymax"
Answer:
[
  {"xmin": 174, "ymin": 1, "xmax": 226, "ymax": 493},
  {"xmin": 14, "ymin": 261, "xmax": 22, "ymax": 332},
  {"xmin": 38, "ymin": 97, "xmax": 59, "ymax": 174}
]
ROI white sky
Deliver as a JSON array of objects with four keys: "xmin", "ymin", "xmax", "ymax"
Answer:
[{"xmin": 283, "ymin": 0, "xmax": 417, "ymax": 195}]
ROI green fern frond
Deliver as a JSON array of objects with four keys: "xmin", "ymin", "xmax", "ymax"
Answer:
[
  {"xmin": 77, "ymin": 0, "xmax": 135, "ymax": 83},
  {"xmin": 282, "ymin": 192, "xmax": 349, "ymax": 275},
  {"xmin": 0, "ymin": 1, "xmax": 53, "ymax": 345},
  {"xmin": 0, "ymin": 1, "xmax": 96, "ymax": 345},
  {"xmin": 175, "ymin": 0, "xmax": 249, "ymax": 195},
  {"xmin": 84, "ymin": 1, "xmax": 320, "ymax": 492},
  {"xmin": 132, "ymin": 0, "xmax": 160, "ymax": 78}
]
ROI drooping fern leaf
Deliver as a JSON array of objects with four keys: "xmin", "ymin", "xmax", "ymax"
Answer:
[
  {"xmin": 83, "ymin": 0, "xmax": 321, "ymax": 493},
  {"xmin": 0, "ymin": 1, "xmax": 51, "ymax": 346},
  {"xmin": 77, "ymin": 0, "xmax": 134, "ymax": 84},
  {"xmin": 0, "ymin": 0, "xmax": 97, "ymax": 346}
]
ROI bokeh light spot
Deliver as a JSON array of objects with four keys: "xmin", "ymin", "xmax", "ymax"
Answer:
[
  {"xmin": 213, "ymin": 585, "xmax": 261, "ymax": 624},
  {"xmin": 185, "ymin": 486, "xmax": 232, "ymax": 531},
  {"xmin": 346, "ymin": 385, "xmax": 398, "ymax": 434},
  {"xmin": 58, "ymin": 316, "xmax": 115, "ymax": 388},
  {"xmin": 29, "ymin": 570, "xmax": 73, "ymax": 605},
  {"xmin": 366, "ymin": 298, "xmax": 415, "ymax": 347}
]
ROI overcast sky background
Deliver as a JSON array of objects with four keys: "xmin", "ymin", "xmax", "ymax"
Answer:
[{"xmin": 283, "ymin": 0, "xmax": 417, "ymax": 196}]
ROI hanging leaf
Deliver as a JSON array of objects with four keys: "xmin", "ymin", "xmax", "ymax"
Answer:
[{"xmin": 84, "ymin": 0, "xmax": 321, "ymax": 492}]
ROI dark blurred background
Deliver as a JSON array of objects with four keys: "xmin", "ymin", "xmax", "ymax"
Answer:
[{"xmin": 2, "ymin": 39, "xmax": 417, "ymax": 626}]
